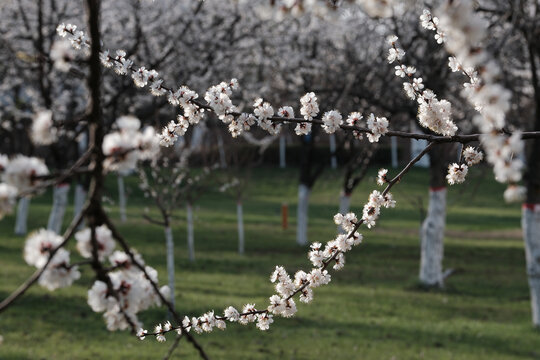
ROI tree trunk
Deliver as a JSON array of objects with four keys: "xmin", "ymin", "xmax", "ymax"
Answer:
[
  {"xmin": 217, "ymin": 133, "xmax": 227, "ymax": 168},
  {"xmin": 73, "ymin": 183, "xmax": 87, "ymax": 229},
  {"xmin": 14, "ymin": 197, "xmax": 30, "ymax": 235},
  {"xmin": 419, "ymin": 188, "xmax": 447, "ymax": 287},
  {"xmin": 296, "ymin": 184, "xmax": 311, "ymax": 246},
  {"xmin": 186, "ymin": 202, "xmax": 195, "ymax": 262},
  {"xmin": 419, "ymin": 143, "xmax": 451, "ymax": 287},
  {"xmin": 279, "ymin": 134, "xmax": 286, "ymax": 168},
  {"xmin": 117, "ymin": 176, "xmax": 127, "ymax": 222},
  {"xmin": 47, "ymin": 183, "xmax": 70, "ymax": 233},
  {"xmin": 391, "ymin": 136, "xmax": 398, "ymax": 168},
  {"xmin": 523, "ymin": 35, "xmax": 540, "ymax": 327},
  {"xmin": 329, "ymin": 134, "xmax": 337, "ymax": 169},
  {"xmin": 337, "ymin": 192, "xmax": 351, "ymax": 234},
  {"xmin": 164, "ymin": 223, "xmax": 175, "ymax": 307},
  {"xmin": 190, "ymin": 124, "xmax": 206, "ymax": 151},
  {"xmin": 522, "ymin": 206, "xmax": 540, "ymax": 326},
  {"xmin": 237, "ymin": 201, "xmax": 245, "ymax": 254}
]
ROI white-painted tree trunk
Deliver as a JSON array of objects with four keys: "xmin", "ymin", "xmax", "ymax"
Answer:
[
  {"xmin": 47, "ymin": 184, "xmax": 70, "ymax": 234},
  {"xmin": 522, "ymin": 205, "xmax": 540, "ymax": 326},
  {"xmin": 296, "ymin": 184, "xmax": 311, "ymax": 246},
  {"xmin": 117, "ymin": 176, "xmax": 127, "ymax": 222},
  {"xmin": 218, "ymin": 134, "xmax": 227, "ymax": 168},
  {"xmin": 329, "ymin": 134, "xmax": 337, "ymax": 169},
  {"xmin": 74, "ymin": 184, "xmax": 86, "ymax": 219},
  {"xmin": 190, "ymin": 124, "xmax": 206, "ymax": 151},
  {"xmin": 279, "ymin": 134, "xmax": 286, "ymax": 168},
  {"xmin": 186, "ymin": 203, "xmax": 195, "ymax": 262},
  {"xmin": 337, "ymin": 193, "xmax": 351, "ymax": 234},
  {"xmin": 164, "ymin": 225, "xmax": 175, "ymax": 307},
  {"xmin": 391, "ymin": 136, "xmax": 398, "ymax": 168},
  {"xmin": 419, "ymin": 188, "xmax": 447, "ymax": 287},
  {"xmin": 14, "ymin": 197, "xmax": 30, "ymax": 235},
  {"xmin": 237, "ymin": 201, "xmax": 245, "ymax": 254}
]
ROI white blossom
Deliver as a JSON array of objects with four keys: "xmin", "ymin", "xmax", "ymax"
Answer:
[
  {"xmin": 417, "ymin": 96, "xmax": 457, "ymax": 136},
  {"xmin": 321, "ymin": 110, "xmax": 343, "ymax": 134},
  {"xmin": 307, "ymin": 268, "xmax": 331, "ymax": 288},
  {"xmin": 23, "ymin": 229, "xmax": 62, "ymax": 268},
  {"xmin": 446, "ymin": 163, "xmax": 468, "ymax": 185},
  {"xmin": 2, "ymin": 155, "xmax": 48, "ymax": 194},
  {"xmin": 294, "ymin": 122, "xmax": 312, "ymax": 136},
  {"xmin": 366, "ymin": 114, "xmax": 388, "ymax": 143},
  {"xmin": 224, "ymin": 306, "xmax": 240, "ymax": 322},
  {"xmin": 387, "ymin": 47, "xmax": 405, "ymax": 64},
  {"xmin": 136, "ymin": 328, "xmax": 148, "ymax": 340},
  {"xmin": 377, "ymin": 168, "xmax": 388, "ymax": 186},
  {"xmin": 50, "ymin": 40, "xmax": 75, "ymax": 72},
  {"xmin": 277, "ymin": 106, "xmax": 294, "ymax": 118},
  {"xmin": 31, "ymin": 110, "xmax": 58, "ymax": 145},
  {"xmin": 300, "ymin": 92, "xmax": 319, "ymax": 120},
  {"xmin": 38, "ymin": 248, "xmax": 80, "ymax": 291},
  {"xmin": 256, "ymin": 313, "xmax": 273, "ymax": 330},
  {"xmin": 462, "ymin": 147, "xmax": 483, "ymax": 166},
  {"xmin": 75, "ymin": 225, "xmax": 115, "ymax": 260},
  {"xmin": 503, "ymin": 185, "xmax": 526, "ymax": 203}
]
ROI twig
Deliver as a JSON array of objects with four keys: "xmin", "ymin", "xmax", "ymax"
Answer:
[
  {"xmin": 163, "ymin": 334, "xmax": 183, "ymax": 360},
  {"xmin": 101, "ymin": 211, "xmax": 210, "ymax": 360}
]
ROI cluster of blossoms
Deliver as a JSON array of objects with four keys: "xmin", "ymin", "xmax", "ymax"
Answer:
[
  {"xmin": 297, "ymin": 92, "xmax": 318, "ymax": 135},
  {"xmin": 56, "ymin": 23, "xmax": 87, "ymax": 50},
  {"xmin": 366, "ymin": 114, "xmax": 389, "ymax": 142},
  {"xmin": 102, "ymin": 116, "xmax": 160, "ymax": 174},
  {"xmin": 23, "ymin": 229, "xmax": 80, "ymax": 291},
  {"xmin": 322, "ymin": 110, "xmax": 343, "ymax": 134},
  {"xmin": 377, "ymin": 168, "xmax": 388, "ymax": 186},
  {"xmin": 446, "ymin": 146, "xmax": 483, "ymax": 185},
  {"xmin": 346, "ymin": 112, "xmax": 363, "ymax": 139},
  {"xmin": 254, "ymin": 98, "xmax": 280, "ymax": 135},
  {"xmin": 88, "ymin": 252, "xmax": 170, "ymax": 331},
  {"xmin": 22, "ymin": 218, "xmax": 171, "ymax": 330},
  {"xmin": 138, "ymin": 186, "xmax": 400, "ymax": 343},
  {"xmin": 229, "ymin": 113, "xmax": 257, "ymax": 138},
  {"xmin": 75, "ymin": 225, "xmax": 115, "ymax": 260},
  {"xmin": 205, "ymin": 79, "xmax": 239, "ymax": 124},
  {"xmin": 361, "ymin": 190, "xmax": 396, "ymax": 228},
  {"xmin": 419, "ymin": 9, "xmax": 446, "ymax": 44},
  {"xmin": 387, "ymin": 35, "xmax": 458, "ymax": 136},
  {"xmin": 427, "ymin": 3, "xmax": 525, "ymax": 187},
  {"xmin": 31, "ymin": 110, "xmax": 58, "ymax": 145},
  {"xmin": 1, "ymin": 155, "xmax": 49, "ymax": 196}
]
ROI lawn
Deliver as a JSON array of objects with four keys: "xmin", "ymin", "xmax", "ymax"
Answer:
[{"xmin": 0, "ymin": 165, "xmax": 537, "ymax": 360}]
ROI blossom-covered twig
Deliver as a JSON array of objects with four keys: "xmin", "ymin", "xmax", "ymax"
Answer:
[
  {"xmin": 55, "ymin": 24, "xmax": 540, "ymax": 151},
  {"xmin": 134, "ymin": 142, "xmax": 433, "ymax": 342}
]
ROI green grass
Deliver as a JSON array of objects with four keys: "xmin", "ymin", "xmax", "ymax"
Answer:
[{"xmin": 0, "ymin": 165, "xmax": 537, "ymax": 360}]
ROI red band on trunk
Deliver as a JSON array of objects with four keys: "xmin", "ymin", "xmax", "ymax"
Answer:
[
  {"xmin": 429, "ymin": 186, "xmax": 446, "ymax": 192},
  {"xmin": 522, "ymin": 203, "xmax": 540, "ymax": 210}
]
